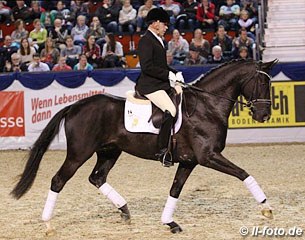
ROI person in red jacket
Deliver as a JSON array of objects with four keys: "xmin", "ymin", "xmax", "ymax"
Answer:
[{"xmin": 196, "ymin": 0, "xmax": 215, "ymax": 29}]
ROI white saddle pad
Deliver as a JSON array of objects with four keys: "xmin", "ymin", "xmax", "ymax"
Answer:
[{"xmin": 124, "ymin": 91, "xmax": 183, "ymax": 134}]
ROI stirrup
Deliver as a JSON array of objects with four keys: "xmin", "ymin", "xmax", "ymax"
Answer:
[{"xmin": 156, "ymin": 149, "xmax": 173, "ymax": 167}]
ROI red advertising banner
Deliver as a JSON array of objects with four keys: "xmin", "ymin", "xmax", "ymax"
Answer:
[{"xmin": 0, "ymin": 91, "xmax": 25, "ymax": 137}]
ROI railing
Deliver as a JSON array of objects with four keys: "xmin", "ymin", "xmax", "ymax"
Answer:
[{"xmin": 255, "ymin": 0, "xmax": 268, "ymax": 60}]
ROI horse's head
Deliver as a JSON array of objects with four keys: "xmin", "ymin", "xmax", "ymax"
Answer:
[{"xmin": 241, "ymin": 59, "xmax": 278, "ymax": 123}]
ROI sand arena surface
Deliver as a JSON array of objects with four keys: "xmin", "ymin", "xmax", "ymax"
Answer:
[{"xmin": 0, "ymin": 144, "xmax": 304, "ymax": 240}]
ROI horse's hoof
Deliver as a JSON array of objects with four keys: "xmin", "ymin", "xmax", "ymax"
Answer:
[
  {"xmin": 45, "ymin": 228, "xmax": 56, "ymax": 237},
  {"xmin": 167, "ymin": 221, "xmax": 183, "ymax": 234},
  {"xmin": 261, "ymin": 209, "xmax": 273, "ymax": 219},
  {"xmin": 120, "ymin": 212, "xmax": 131, "ymax": 224}
]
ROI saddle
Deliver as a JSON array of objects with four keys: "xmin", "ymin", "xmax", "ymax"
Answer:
[{"xmin": 134, "ymin": 88, "xmax": 181, "ymax": 129}]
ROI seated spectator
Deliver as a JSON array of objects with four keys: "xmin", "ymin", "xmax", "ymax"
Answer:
[
  {"xmin": 136, "ymin": 0, "xmax": 156, "ymax": 32},
  {"xmin": 238, "ymin": 45, "xmax": 250, "ymax": 59},
  {"xmin": 49, "ymin": 18, "xmax": 69, "ymax": 50},
  {"xmin": 40, "ymin": 37, "xmax": 60, "ymax": 69},
  {"xmin": 177, "ymin": 0, "xmax": 198, "ymax": 31},
  {"xmin": 52, "ymin": 56, "xmax": 72, "ymax": 71},
  {"xmin": 70, "ymin": 0, "xmax": 90, "ymax": 24},
  {"xmin": 0, "ymin": 0, "xmax": 12, "ymax": 23},
  {"xmin": 12, "ymin": 0, "xmax": 31, "ymax": 23},
  {"xmin": 168, "ymin": 29, "xmax": 189, "ymax": 62},
  {"xmin": 232, "ymin": 28, "xmax": 254, "ymax": 58},
  {"xmin": 28, "ymin": 53, "xmax": 50, "ymax": 72},
  {"xmin": 3, "ymin": 53, "xmax": 27, "ymax": 72},
  {"xmin": 183, "ymin": 45, "xmax": 207, "ymax": 66},
  {"xmin": 0, "ymin": 35, "xmax": 18, "ymax": 71},
  {"xmin": 95, "ymin": 0, "xmax": 119, "ymax": 33},
  {"xmin": 50, "ymin": 1, "xmax": 71, "ymax": 25},
  {"xmin": 29, "ymin": 0, "xmax": 45, "ymax": 24},
  {"xmin": 196, "ymin": 0, "xmax": 215, "ymax": 30},
  {"xmin": 18, "ymin": 37, "xmax": 36, "ymax": 66},
  {"xmin": 29, "ymin": 18, "xmax": 48, "ymax": 52},
  {"xmin": 40, "ymin": 9, "xmax": 54, "ymax": 32},
  {"xmin": 218, "ymin": 0, "xmax": 240, "ymax": 31},
  {"xmin": 86, "ymin": 16, "xmax": 106, "ymax": 49},
  {"xmin": 211, "ymin": 25, "xmax": 233, "ymax": 60},
  {"xmin": 166, "ymin": 50, "xmax": 181, "ymax": 66},
  {"xmin": 160, "ymin": 0, "xmax": 181, "ymax": 32},
  {"xmin": 73, "ymin": 54, "xmax": 93, "ymax": 70},
  {"xmin": 189, "ymin": 28, "xmax": 210, "ymax": 59},
  {"xmin": 118, "ymin": 0, "xmax": 137, "ymax": 34},
  {"xmin": 238, "ymin": 9, "xmax": 255, "ymax": 40},
  {"xmin": 240, "ymin": 0, "xmax": 258, "ymax": 24},
  {"xmin": 102, "ymin": 33, "xmax": 124, "ymax": 68},
  {"xmin": 71, "ymin": 15, "xmax": 88, "ymax": 46},
  {"xmin": 83, "ymin": 35, "xmax": 101, "ymax": 69},
  {"xmin": 208, "ymin": 45, "xmax": 226, "ymax": 64},
  {"xmin": 60, "ymin": 35, "xmax": 82, "ymax": 68},
  {"xmin": 11, "ymin": 19, "xmax": 29, "ymax": 48}
]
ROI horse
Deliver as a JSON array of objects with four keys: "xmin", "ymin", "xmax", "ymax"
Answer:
[{"xmin": 11, "ymin": 59, "xmax": 278, "ymax": 235}]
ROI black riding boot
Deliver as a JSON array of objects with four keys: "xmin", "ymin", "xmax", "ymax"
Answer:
[{"xmin": 156, "ymin": 110, "xmax": 174, "ymax": 167}]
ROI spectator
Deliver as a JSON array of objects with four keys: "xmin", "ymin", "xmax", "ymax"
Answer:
[
  {"xmin": 196, "ymin": 0, "xmax": 215, "ymax": 30},
  {"xmin": 29, "ymin": 0, "xmax": 45, "ymax": 23},
  {"xmin": 101, "ymin": 33, "xmax": 124, "ymax": 68},
  {"xmin": 211, "ymin": 25, "xmax": 233, "ymax": 60},
  {"xmin": 60, "ymin": 35, "xmax": 82, "ymax": 68},
  {"xmin": 28, "ymin": 53, "xmax": 50, "ymax": 72},
  {"xmin": 0, "ymin": 0, "xmax": 12, "ymax": 23},
  {"xmin": 18, "ymin": 37, "xmax": 36, "ymax": 65},
  {"xmin": 29, "ymin": 18, "xmax": 48, "ymax": 52},
  {"xmin": 238, "ymin": 9, "xmax": 255, "ymax": 39},
  {"xmin": 73, "ymin": 54, "xmax": 93, "ymax": 70},
  {"xmin": 83, "ymin": 35, "xmax": 101, "ymax": 69},
  {"xmin": 50, "ymin": 1, "xmax": 71, "ymax": 24},
  {"xmin": 176, "ymin": 0, "xmax": 198, "ymax": 31},
  {"xmin": 49, "ymin": 18, "xmax": 69, "ymax": 50},
  {"xmin": 52, "ymin": 56, "xmax": 72, "ymax": 71},
  {"xmin": 0, "ymin": 35, "xmax": 18, "ymax": 71},
  {"xmin": 3, "ymin": 53, "xmax": 26, "ymax": 72},
  {"xmin": 167, "ymin": 29, "xmax": 189, "ymax": 62},
  {"xmin": 70, "ymin": 0, "xmax": 90, "ymax": 24},
  {"xmin": 118, "ymin": 0, "xmax": 137, "ymax": 34},
  {"xmin": 232, "ymin": 28, "xmax": 254, "ymax": 58},
  {"xmin": 40, "ymin": 9, "xmax": 54, "ymax": 32},
  {"xmin": 240, "ymin": 0, "xmax": 258, "ymax": 24},
  {"xmin": 11, "ymin": 19, "xmax": 29, "ymax": 48},
  {"xmin": 71, "ymin": 15, "xmax": 88, "ymax": 46},
  {"xmin": 238, "ymin": 45, "xmax": 250, "ymax": 59},
  {"xmin": 136, "ymin": 0, "xmax": 156, "ymax": 32},
  {"xmin": 86, "ymin": 16, "xmax": 106, "ymax": 49},
  {"xmin": 189, "ymin": 28, "xmax": 210, "ymax": 59},
  {"xmin": 95, "ymin": 0, "xmax": 120, "ymax": 33},
  {"xmin": 12, "ymin": 0, "xmax": 31, "ymax": 23},
  {"xmin": 40, "ymin": 37, "xmax": 60, "ymax": 69},
  {"xmin": 166, "ymin": 50, "xmax": 181, "ymax": 66},
  {"xmin": 160, "ymin": 0, "xmax": 181, "ymax": 32},
  {"xmin": 183, "ymin": 44, "xmax": 207, "ymax": 66},
  {"xmin": 208, "ymin": 45, "xmax": 226, "ymax": 64},
  {"xmin": 218, "ymin": 0, "xmax": 240, "ymax": 31}
]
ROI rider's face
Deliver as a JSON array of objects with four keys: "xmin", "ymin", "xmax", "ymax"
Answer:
[{"xmin": 156, "ymin": 21, "xmax": 168, "ymax": 37}]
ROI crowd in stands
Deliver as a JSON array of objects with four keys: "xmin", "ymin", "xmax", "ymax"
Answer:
[{"xmin": 0, "ymin": 0, "xmax": 260, "ymax": 73}]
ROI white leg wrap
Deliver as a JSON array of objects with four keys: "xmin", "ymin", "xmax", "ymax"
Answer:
[
  {"xmin": 42, "ymin": 190, "xmax": 58, "ymax": 222},
  {"xmin": 161, "ymin": 196, "xmax": 179, "ymax": 224},
  {"xmin": 244, "ymin": 176, "xmax": 267, "ymax": 203},
  {"xmin": 99, "ymin": 183, "xmax": 127, "ymax": 208}
]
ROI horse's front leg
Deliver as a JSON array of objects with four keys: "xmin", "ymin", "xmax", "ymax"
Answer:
[
  {"xmin": 201, "ymin": 152, "xmax": 273, "ymax": 219},
  {"xmin": 162, "ymin": 162, "xmax": 196, "ymax": 233}
]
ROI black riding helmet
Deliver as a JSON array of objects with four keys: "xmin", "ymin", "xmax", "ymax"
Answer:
[{"xmin": 146, "ymin": 8, "xmax": 170, "ymax": 25}]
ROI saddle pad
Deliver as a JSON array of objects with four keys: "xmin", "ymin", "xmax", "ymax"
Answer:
[{"xmin": 124, "ymin": 93, "xmax": 183, "ymax": 134}]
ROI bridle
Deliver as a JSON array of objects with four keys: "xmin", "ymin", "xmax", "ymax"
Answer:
[{"xmin": 181, "ymin": 69, "xmax": 272, "ymax": 117}]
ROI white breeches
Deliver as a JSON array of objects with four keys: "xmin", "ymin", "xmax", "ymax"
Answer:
[{"xmin": 145, "ymin": 90, "xmax": 176, "ymax": 117}]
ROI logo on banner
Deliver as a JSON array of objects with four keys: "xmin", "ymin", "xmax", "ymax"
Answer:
[{"xmin": 0, "ymin": 91, "xmax": 25, "ymax": 137}]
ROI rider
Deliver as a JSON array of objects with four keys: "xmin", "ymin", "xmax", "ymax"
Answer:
[{"xmin": 135, "ymin": 8, "xmax": 184, "ymax": 167}]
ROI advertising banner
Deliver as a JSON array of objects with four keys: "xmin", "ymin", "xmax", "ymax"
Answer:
[{"xmin": 229, "ymin": 81, "xmax": 305, "ymax": 128}]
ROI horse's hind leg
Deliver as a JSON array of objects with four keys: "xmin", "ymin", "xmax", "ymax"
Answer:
[
  {"xmin": 202, "ymin": 152, "xmax": 273, "ymax": 219},
  {"xmin": 88, "ymin": 147, "xmax": 131, "ymax": 223}
]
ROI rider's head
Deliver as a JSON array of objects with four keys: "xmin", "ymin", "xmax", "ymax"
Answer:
[{"xmin": 146, "ymin": 8, "xmax": 169, "ymax": 37}]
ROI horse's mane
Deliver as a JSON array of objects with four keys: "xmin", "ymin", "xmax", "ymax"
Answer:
[{"xmin": 193, "ymin": 58, "xmax": 255, "ymax": 85}]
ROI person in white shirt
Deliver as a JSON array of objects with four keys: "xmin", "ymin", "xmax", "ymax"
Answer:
[{"xmin": 28, "ymin": 53, "xmax": 50, "ymax": 72}]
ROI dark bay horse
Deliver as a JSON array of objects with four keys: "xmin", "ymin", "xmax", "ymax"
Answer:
[{"xmin": 11, "ymin": 59, "xmax": 277, "ymax": 235}]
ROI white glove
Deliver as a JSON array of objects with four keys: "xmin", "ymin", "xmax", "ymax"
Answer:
[
  {"xmin": 176, "ymin": 71, "xmax": 185, "ymax": 83},
  {"xmin": 168, "ymin": 71, "xmax": 177, "ymax": 83}
]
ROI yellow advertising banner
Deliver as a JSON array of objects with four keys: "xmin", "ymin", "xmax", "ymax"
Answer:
[{"xmin": 229, "ymin": 81, "xmax": 305, "ymax": 128}]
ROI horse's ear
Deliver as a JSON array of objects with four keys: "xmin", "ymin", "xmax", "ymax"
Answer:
[{"xmin": 260, "ymin": 59, "xmax": 279, "ymax": 71}]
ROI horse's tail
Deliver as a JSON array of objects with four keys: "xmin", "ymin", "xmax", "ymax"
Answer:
[{"xmin": 11, "ymin": 105, "xmax": 71, "ymax": 199}]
